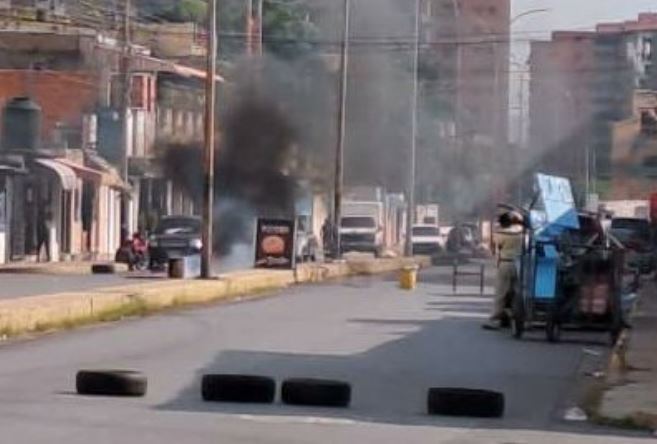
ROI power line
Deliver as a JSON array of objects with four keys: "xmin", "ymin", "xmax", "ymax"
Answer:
[
  {"xmin": 0, "ymin": 3, "xmax": 635, "ymax": 51},
  {"xmin": 63, "ymin": 0, "xmax": 611, "ymax": 44}
]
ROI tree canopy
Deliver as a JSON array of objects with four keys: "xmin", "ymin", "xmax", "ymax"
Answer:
[
  {"xmin": 137, "ymin": 0, "xmax": 319, "ymax": 60},
  {"xmin": 159, "ymin": 0, "xmax": 207, "ymax": 23}
]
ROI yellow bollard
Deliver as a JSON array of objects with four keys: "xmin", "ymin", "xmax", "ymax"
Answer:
[{"xmin": 399, "ymin": 265, "xmax": 419, "ymax": 290}]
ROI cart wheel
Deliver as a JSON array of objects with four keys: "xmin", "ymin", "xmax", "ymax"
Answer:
[
  {"xmin": 546, "ymin": 316, "xmax": 561, "ymax": 343},
  {"xmin": 500, "ymin": 311, "xmax": 511, "ymax": 329},
  {"xmin": 511, "ymin": 292, "xmax": 525, "ymax": 339}
]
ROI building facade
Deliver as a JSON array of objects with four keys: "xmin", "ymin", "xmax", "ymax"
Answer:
[
  {"xmin": 529, "ymin": 32, "xmax": 597, "ymax": 184},
  {"xmin": 529, "ymin": 13, "xmax": 657, "ymax": 199},
  {"xmin": 420, "ymin": 0, "xmax": 510, "ymax": 217},
  {"xmin": 0, "ymin": 27, "xmax": 212, "ymax": 262}
]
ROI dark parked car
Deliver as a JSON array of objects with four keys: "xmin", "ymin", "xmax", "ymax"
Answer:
[
  {"xmin": 610, "ymin": 217, "xmax": 655, "ymax": 273},
  {"xmin": 148, "ymin": 216, "xmax": 202, "ymax": 269}
]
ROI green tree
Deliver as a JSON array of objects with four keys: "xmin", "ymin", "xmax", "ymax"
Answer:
[
  {"xmin": 261, "ymin": 0, "xmax": 318, "ymax": 59},
  {"xmin": 137, "ymin": 0, "xmax": 318, "ymax": 60},
  {"xmin": 217, "ymin": 0, "xmax": 318, "ymax": 60},
  {"xmin": 152, "ymin": 0, "xmax": 207, "ymax": 23}
]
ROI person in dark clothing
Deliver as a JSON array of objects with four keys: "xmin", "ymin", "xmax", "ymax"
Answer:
[
  {"xmin": 446, "ymin": 226, "xmax": 463, "ymax": 253},
  {"xmin": 321, "ymin": 217, "xmax": 334, "ymax": 259},
  {"xmin": 37, "ymin": 207, "xmax": 53, "ymax": 262}
]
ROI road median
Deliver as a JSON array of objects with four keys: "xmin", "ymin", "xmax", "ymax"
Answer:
[{"xmin": 0, "ymin": 256, "xmax": 429, "ymax": 339}]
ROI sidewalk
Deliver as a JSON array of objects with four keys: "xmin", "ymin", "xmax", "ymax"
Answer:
[
  {"xmin": 0, "ymin": 261, "xmax": 128, "ymax": 275},
  {"xmin": 597, "ymin": 280, "xmax": 657, "ymax": 430}
]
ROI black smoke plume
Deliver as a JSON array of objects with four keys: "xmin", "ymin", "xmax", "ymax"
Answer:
[{"xmin": 161, "ymin": 91, "xmax": 298, "ymax": 256}]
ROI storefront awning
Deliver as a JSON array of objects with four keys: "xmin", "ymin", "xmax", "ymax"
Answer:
[
  {"xmin": 34, "ymin": 158, "xmax": 77, "ymax": 190},
  {"xmin": 55, "ymin": 158, "xmax": 104, "ymax": 182},
  {"xmin": 57, "ymin": 158, "xmax": 131, "ymax": 192},
  {"xmin": 0, "ymin": 164, "xmax": 27, "ymax": 174}
]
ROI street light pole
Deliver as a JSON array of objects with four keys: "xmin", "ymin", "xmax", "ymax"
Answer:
[
  {"xmin": 333, "ymin": 0, "xmax": 350, "ymax": 259},
  {"xmin": 256, "ymin": 0, "xmax": 264, "ymax": 55},
  {"xmin": 246, "ymin": 0, "xmax": 254, "ymax": 56},
  {"xmin": 510, "ymin": 8, "xmax": 551, "ymax": 25},
  {"xmin": 507, "ymin": 8, "xmax": 550, "ymax": 203},
  {"xmin": 119, "ymin": 0, "xmax": 132, "ymax": 241},
  {"xmin": 451, "ymin": 0, "xmax": 460, "ymax": 157},
  {"xmin": 405, "ymin": 0, "xmax": 421, "ymax": 257},
  {"xmin": 201, "ymin": 0, "xmax": 218, "ymax": 279}
]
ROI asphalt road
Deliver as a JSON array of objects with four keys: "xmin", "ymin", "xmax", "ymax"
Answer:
[{"xmin": 0, "ymin": 267, "xmax": 651, "ymax": 443}]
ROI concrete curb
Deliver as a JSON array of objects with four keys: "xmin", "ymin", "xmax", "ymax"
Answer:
[
  {"xmin": 0, "ymin": 257, "xmax": 429, "ymax": 338},
  {"xmin": 592, "ymin": 281, "xmax": 657, "ymax": 431}
]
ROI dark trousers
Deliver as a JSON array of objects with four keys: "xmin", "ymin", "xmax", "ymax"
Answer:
[{"xmin": 37, "ymin": 233, "xmax": 50, "ymax": 262}]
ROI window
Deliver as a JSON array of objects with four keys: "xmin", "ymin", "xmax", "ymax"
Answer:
[
  {"xmin": 341, "ymin": 217, "xmax": 376, "ymax": 228},
  {"xmin": 642, "ymin": 38, "xmax": 653, "ymax": 61},
  {"xmin": 412, "ymin": 226, "xmax": 440, "ymax": 236}
]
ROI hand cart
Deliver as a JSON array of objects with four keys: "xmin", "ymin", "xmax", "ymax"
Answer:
[{"xmin": 506, "ymin": 174, "xmax": 625, "ymax": 343}]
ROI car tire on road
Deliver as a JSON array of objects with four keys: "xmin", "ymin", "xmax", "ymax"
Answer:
[
  {"xmin": 201, "ymin": 374, "xmax": 276, "ymax": 403},
  {"xmin": 427, "ymin": 387, "xmax": 505, "ymax": 418},
  {"xmin": 281, "ymin": 378, "xmax": 351, "ymax": 408},
  {"xmin": 76, "ymin": 370, "xmax": 147, "ymax": 397},
  {"xmin": 91, "ymin": 263, "xmax": 116, "ymax": 274}
]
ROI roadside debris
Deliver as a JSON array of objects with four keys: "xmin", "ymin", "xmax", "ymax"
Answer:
[{"xmin": 564, "ymin": 407, "xmax": 589, "ymax": 422}]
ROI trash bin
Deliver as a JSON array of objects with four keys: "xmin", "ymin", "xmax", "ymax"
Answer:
[
  {"xmin": 168, "ymin": 255, "xmax": 201, "ymax": 279},
  {"xmin": 400, "ymin": 265, "xmax": 419, "ymax": 290},
  {"xmin": 169, "ymin": 258, "xmax": 185, "ymax": 279}
]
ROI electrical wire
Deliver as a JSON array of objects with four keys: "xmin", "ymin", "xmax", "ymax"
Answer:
[{"xmin": 60, "ymin": 0, "xmax": 611, "ymax": 46}]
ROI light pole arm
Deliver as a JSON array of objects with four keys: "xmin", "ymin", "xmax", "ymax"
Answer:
[{"xmin": 511, "ymin": 8, "xmax": 550, "ymax": 25}]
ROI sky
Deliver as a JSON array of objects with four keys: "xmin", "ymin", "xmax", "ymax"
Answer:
[
  {"xmin": 508, "ymin": 1, "xmax": 657, "ymax": 143},
  {"xmin": 510, "ymin": 0, "xmax": 657, "ymax": 63},
  {"xmin": 511, "ymin": 0, "xmax": 657, "ymax": 35}
]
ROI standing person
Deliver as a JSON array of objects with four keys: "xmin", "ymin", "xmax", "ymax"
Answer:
[
  {"xmin": 446, "ymin": 224, "xmax": 463, "ymax": 254},
  {"xmin": 483, "ymin": 212, "xmax": 524, "ymax": 330},
  {"xmin": 36, "ymin": 206, "xmax": 54, "ymax": 262},
  {"xmin": 321, "ymin": 217, "xmax": 334, "ymax": 259}
]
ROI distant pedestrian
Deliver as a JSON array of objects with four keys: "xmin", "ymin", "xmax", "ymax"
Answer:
[
  {"xmin": 483, "ymin": 212, "xmax": 523, "ymax": 330},
  {"xmin": 446, "ymin": 225, "xmax": 463, "ymax": 253},
  {"xmin": 37, "ymin": 206, "xmax": 54, "ymax": 262},
  {"xmin": 321, "ymin": 217, "xmax": 334, "ymax": 259}
]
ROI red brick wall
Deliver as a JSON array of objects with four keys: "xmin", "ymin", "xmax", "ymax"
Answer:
[
  {"xmin": 529, "ymin": 33, "xmax": 596, "ymax": 178},
  {"xmin": 0, "ymin": 70, "xmax": 98, "ymax": 144},
  {"xmin": 459, "ymin": 0, "xmax": 510, "ymax": 145}
]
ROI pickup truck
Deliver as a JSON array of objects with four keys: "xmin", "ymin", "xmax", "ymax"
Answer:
[{"xmin": 411, "ymin": 224, "xmax": 443, "ymax": 255}]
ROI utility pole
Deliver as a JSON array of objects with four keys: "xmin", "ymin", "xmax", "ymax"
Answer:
[
  {"xmin": 245, "ymin": 0, "xmax": 254, "ymax": 55},
  {"xmin": 119, "ymin": 0, "xmax": 132, "ymax": 241},
  {"xmin": 256, "ymin": 0, "xmax": 263, "ymax": 55},
  {"xmin": 451, "ymin": 0, "xmax": 461, "ymax": 158},
  {"xmin": 333, "ymin": 0, "xmax": 350, "ymax": 259},
  {"xmin": 405, "ymin": 0, "xmax": 421, "ymax": 257},
  {"xmin": 201, "ymin": 0, "xmax": 218, "ymax": 279},
  {"xmin": 585, "ymin": 141, "xmax": 591, "ymax": 197}
]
